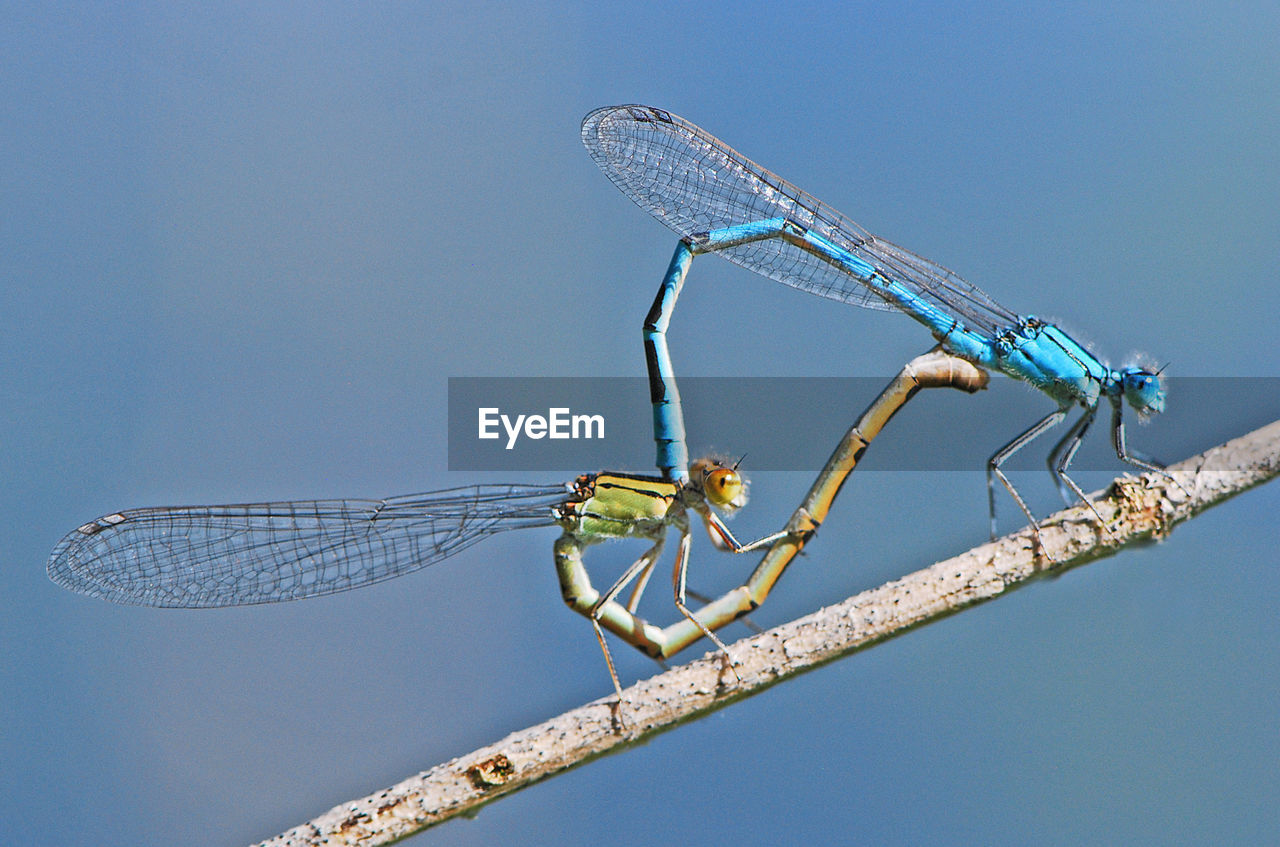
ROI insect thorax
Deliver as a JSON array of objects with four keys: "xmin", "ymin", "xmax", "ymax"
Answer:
[{"xmin": 556, "ymin": 471, "xmax": 680, "ymax": 540}]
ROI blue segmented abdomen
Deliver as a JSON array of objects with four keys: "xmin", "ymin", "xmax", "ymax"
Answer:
[{"xmin": 872, "ymin": 272, "xmax": 1109, "ymax": 408}]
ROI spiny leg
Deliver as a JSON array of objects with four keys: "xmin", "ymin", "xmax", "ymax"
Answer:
[
  {"xmin": 702, "ymin": 510, "xmax": 788, "ymax": 555},
  {"xmin": 670, "ymin": 527, "xmax": 741, "ymax": 683},
  {"xmin": 1110, "ymin": 399, "xmax": 1190, "ymax": 498},
  {"xmin": 586, "ymin": 620, "xmax": 625, "ymax": 710},
  {"xmin": 1046, "ymin": 410, "xmax": 1091, "ymax": 505},
  {"xmin": 619, "ymin": 503, "xmax": 787, "ymax": 614},
  {"xmin": 1049, "ymin": 407, "xmax": 1119, "ymax": 540},
  {"xmin": 671, "ymin": 512, "xmax": 786, "ymax": 649},
  {"xmin": 625, "ymin": 557, "xmax": 657, "ymax": 614},
  {"xmin": 988, "ymin": 407, "xmax": 1068, "ymax": 555},
  {"xmin": 589, "ymin": 538, "xmax": 665, "ymax": 702}
]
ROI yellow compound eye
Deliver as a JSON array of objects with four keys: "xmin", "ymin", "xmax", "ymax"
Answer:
[{"xmin": 703, "ymin": 467, "xmax": 743, "ymax": 508}]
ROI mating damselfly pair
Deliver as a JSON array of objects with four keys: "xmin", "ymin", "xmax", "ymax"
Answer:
[{"xmin": 48, "ymin": 105, "xmax": 1168, "ymax": 701}]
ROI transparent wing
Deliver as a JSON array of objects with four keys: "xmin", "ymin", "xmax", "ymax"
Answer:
[
  {"xmin": 582, "ymin": 104, "xmax": 1019, "ymax": 336},
  {"xmin": 48, "ymin": 483, "xmax": 570, "ymax": 608}
]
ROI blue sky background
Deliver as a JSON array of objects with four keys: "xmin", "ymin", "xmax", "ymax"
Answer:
[{"xmin": 5, "ymin": 3, "xmax": 1279, "ymax": 845}]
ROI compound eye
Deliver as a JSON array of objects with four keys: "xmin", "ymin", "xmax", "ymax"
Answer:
[{"xmin": 703, "ymin": 467, "xmax": 743, "ymax": 508}]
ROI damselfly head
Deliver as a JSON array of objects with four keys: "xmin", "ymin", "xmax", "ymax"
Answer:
[
  {"xmin": 1119, "ymin": 365, "xmax": 1166, "ymax": 418},
  {"xmin": 690, "ymin": 456, "xmax": 749, "ymax": 511}
]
